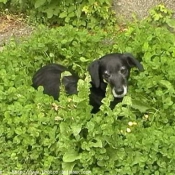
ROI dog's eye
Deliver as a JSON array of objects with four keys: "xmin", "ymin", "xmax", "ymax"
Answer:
[
  {"xmin": 103, "ymin": 72, "xmax": 110, "ymax": 79},
  {"xmin": 120, "ymin": 67, "xmax": 127, "ymax": 74}
]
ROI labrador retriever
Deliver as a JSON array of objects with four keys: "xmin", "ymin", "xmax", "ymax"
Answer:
[
  {"xmin": 32, "ymin": 53, "xmax": 143, "ymax": 113},
  {"xmin": 88, "ymin": 53, "xmax": 144, "ymax": 113}
]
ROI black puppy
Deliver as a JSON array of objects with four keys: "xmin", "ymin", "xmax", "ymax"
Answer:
[
  {"xmin": 32, "ymin": 64, "xmax": 79, "ymax": 100},
  {"xmin": 88, "ymin": 53, "xmax": 144, "ymax": 113},
  {"xmin": 32, "ymin": 53, "xmax": 143, "ymax": 113}
]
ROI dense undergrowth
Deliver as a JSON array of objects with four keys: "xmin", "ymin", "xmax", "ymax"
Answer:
[
  {"xmin": 0, "ymin": 0, "xmax": 116, "ymax": 29},
  {"xmin": 0, "ymin": 3, "xmax": 175, "ymax": 175}
]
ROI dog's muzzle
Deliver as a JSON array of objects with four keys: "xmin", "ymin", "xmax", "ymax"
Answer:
[{"xmin": 112, "ymin": 86, "xmax": 127, "ymax": 98}]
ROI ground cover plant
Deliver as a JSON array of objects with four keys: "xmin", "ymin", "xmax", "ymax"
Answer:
[
  {"xmin": 1, "ymin": 5, "xmax": 175, "ymax": 175},
  {"xmin": 0, "ymin": 0, "xmax": 116, "ymax": 29}
]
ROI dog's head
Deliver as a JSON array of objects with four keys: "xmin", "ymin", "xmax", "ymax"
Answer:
[{"xmin": 88, "ymin": 53, "xmax": 144, "ymax": 98}]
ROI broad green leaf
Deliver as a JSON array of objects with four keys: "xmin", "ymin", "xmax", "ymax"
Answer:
[
  {"xmin": 60, "ymin": 122, "xmax": 69, "ymax": 134},
  {"xmin": 63, "ymin": 151, "xmax": 81, "ymax": 162},
  {"xmin": 35, "ymin": 0, "xmax": 46, "ymax": 8},
  {"xmin": 68, "ymin": 11, "xmax": 75, "ymax": 18},
  {"xmin": 122, "ymin": 96, "xmax": 132, "ymax": 106},
  {"xmin": 11, "ymin": 153, "xmax": 17, "ymax": 159},
  {"xmin": 45, "ymin": 8, "xmax": 54, "ymax": 18},
  {"xmin": 62, "ymin": 162, "xmax": 76, "ymax": 175},
  {"xmin": 166, "ymin": 19, "xmax": 175, "ymax": 28},
  {"xmin": 132, "ymin": 99, "xmax": 151, "ymax": 113},
  {"xmin": 71, "ymin": 124, "xmax": 82, "ymax": 136},
  {"xmin": 59, "ymin": 11, "xmax": 67, "ymax": 18},
  {"xmin": 15, "ymin": 127, "xmax": 23, "ymax": 135}
]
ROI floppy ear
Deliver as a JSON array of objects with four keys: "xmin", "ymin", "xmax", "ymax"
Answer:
[
  {"xmin": 123, "ymin": 53, "xmax": 144, "ymax": 71},
  {"xmin": 88, "ymin": 60, "xmax": 100, "ymax": 88}
]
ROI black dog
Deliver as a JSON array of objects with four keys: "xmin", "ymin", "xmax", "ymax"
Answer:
[
  {"xmin": 32, "ymin": 64, "xmax": 79, "ymax": 100},
  {"xmin": 32, "ymin": 53, "xmax": 143, "ymax": 113},
  {"xmin": 88, "ymin": 53, "xmax": 143, "ymax": 113}
]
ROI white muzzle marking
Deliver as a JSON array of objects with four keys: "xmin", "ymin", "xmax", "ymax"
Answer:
[{"xmin": 112, "ymin": 86, "xmax": 127, "ymax": 98}]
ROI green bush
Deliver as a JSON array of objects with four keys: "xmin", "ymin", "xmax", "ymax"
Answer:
[
  {"xmin": 0, "ymin": 0, "xmax": 116, "ymax": 29},
  {"xmin": 1, "ymin": 11, "xmax": 175, "ymax": 174}
]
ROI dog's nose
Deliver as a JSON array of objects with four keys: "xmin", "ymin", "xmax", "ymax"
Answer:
[{"xmin": 115, "ymin": 88, "xmax": 124, "ymax": 95}]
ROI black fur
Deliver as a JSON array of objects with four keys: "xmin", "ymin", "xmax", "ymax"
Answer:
[
  {"xmin": 88, "ymin": 53, "xmax": 143, "ymax": 113},
  {"xmin": 32, "ymin": 53, "xmax": 143, "ymax": 113},
  {"xmin": 32, "ymin": 64, "xmax": 78, "ymax": 100}
]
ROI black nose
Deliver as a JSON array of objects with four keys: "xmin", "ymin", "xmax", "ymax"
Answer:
[{"xmin": 115, "ymin": 88, "xmax": 124, "ymax": 95}]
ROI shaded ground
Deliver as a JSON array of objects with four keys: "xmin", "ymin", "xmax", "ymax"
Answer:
[{"xmin": 0, "ymin": 14, "xmax": 34, "ymax": 51}]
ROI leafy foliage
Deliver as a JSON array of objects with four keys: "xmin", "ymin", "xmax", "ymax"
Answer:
[
  {"xmin": 0, "ymin": 0, "xmax": 116, "ymax": 29},
  {"xmin": 1, "ymin": 5, "xmax": 175, "ymax": 174},
  {"xmin": 147, "ymin": 4, "xmax": 173, "ymax": 25}
]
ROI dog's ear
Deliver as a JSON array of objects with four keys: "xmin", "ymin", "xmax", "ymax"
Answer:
[
  {"xmin": 123, "ymin": 53, "xmax": 144, "ymax": 71},
  {"xmin": 88, "ymin": 60, "xmax": 100, "ymax": 88}
]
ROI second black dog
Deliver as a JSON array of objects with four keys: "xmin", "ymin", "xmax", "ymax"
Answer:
[{"xmin": 32, "ymin": 53, "xmax": 144, "ymax": 113}]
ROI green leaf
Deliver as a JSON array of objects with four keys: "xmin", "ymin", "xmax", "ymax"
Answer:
[
  {"xmin": 68, "ymin": 6, "xmax": 75, "ymax": 13},
  {"xmin": 65, "ymin": 17, "xmax": 70, "ymax": 23},
  {"xmin": 63, "ymin": 151, "xmax": 81, "ymax": 162},
  {"xmin": 132, "ymin": 99, "xmax": 151, "ymax": 113},
  {"xmin": 142, "ymin": 42, "xmax": 149, "ymax": 51},
  {"xmin": 62, "ymin": 162, "xmax": 76, "ymax": 175},
  {"xmin": 45, "ymin": 8, "xmax": 54, "ymax": 18},
  {"xmin": 59, "ymin": 11, "xmax": 67, "ymax": 18},
  {"xmin": 159, "ymin": 80, "xmax": 173, "ymax": 90},
  {"xmin": 15, "ymin": 127, "xmax": 23, "ymax": 135},
  {"xmin": 90, "ymin": 139, "xmax": 103, "ymax": 148},
  {"xmin": 34, "ymin": 0, "xmax": 46, "ymax": 8},
  {"xmin": 166, "ymin": 19, "xmax": 175, "ymax": 28},
  {"xmin": 73, "ymin": 95, "xmax": 86, "ymax": 103},
  {"xmin": 11, "ymin": 153, "xmax": 17, "ymax": 159},
  {"xmin": 80, "ymin": 57, "xmax": 88, "ymax": 62},
  {"xmin": 122, "ymin": 96, "xmax": 132, "ymax": 106},
  {"xmin": 0, "ymin": 0, "xmax": 7, "ymax": 3},
  {"xmin": 61, "ymin": 71, "xmax": 72, "ymax": 78},
  {"xmin": 71, "ymin": 124, "xmax": 82, "ymax": 136}
]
